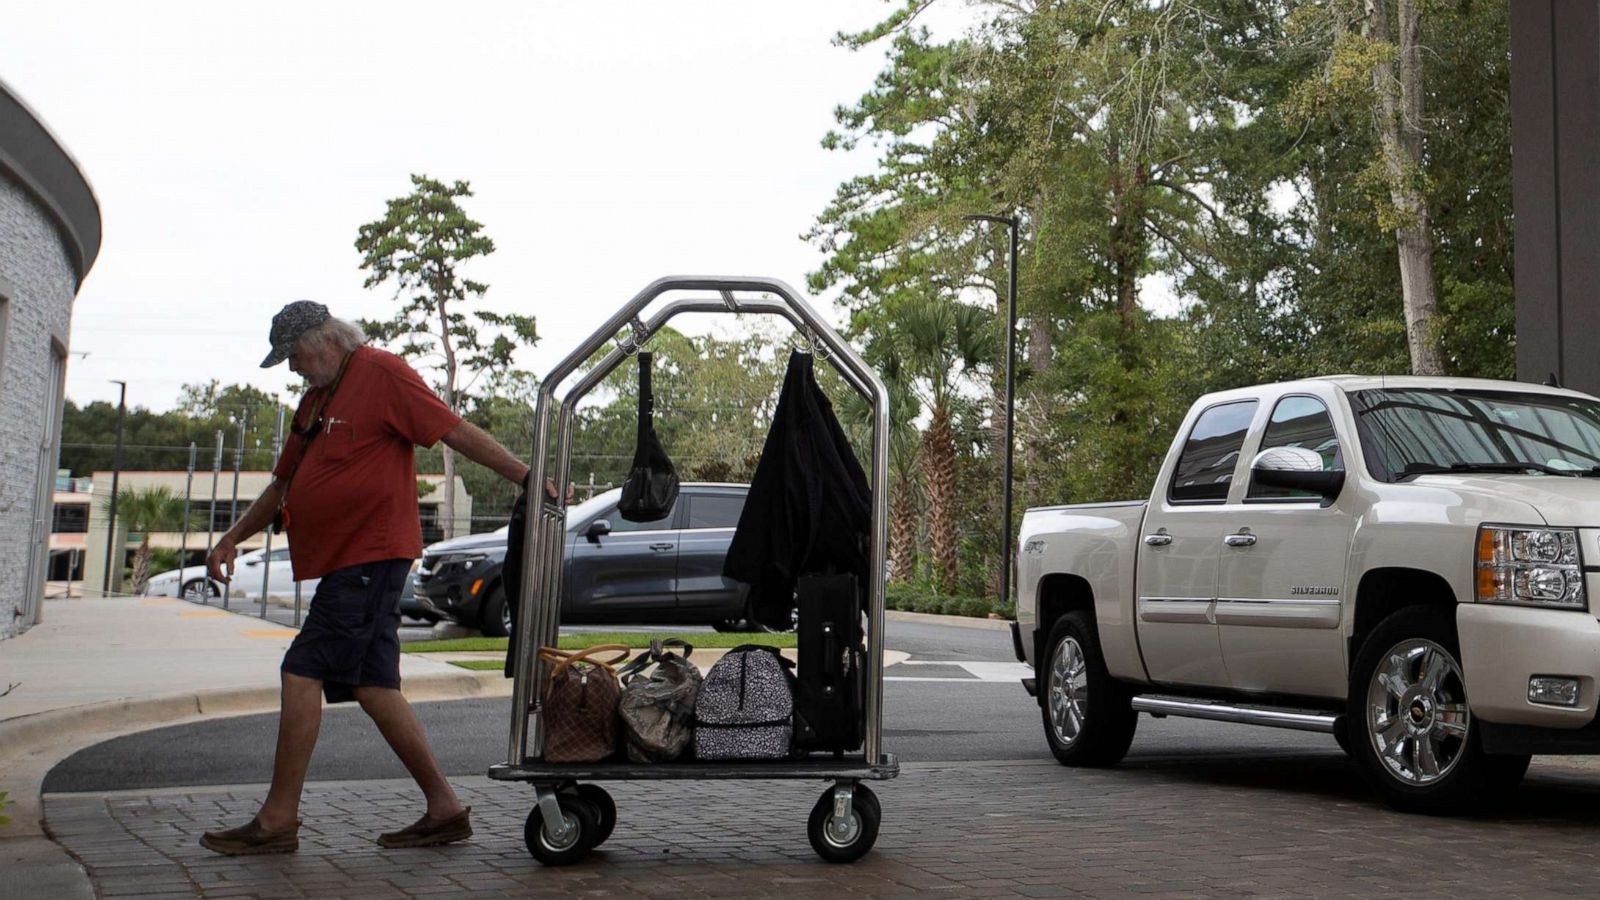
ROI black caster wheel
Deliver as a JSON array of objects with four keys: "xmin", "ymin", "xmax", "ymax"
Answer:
[
  {"xmin": 574, "ymin": 784, "xmax": 616, "ymax": 847},
  {"xmin": 807, "ymin": 783, "xmax": 880, "ymax": 864},
  {"xmin": 523, "ymin": 795, "xmax": 600, "ymax": 866}
]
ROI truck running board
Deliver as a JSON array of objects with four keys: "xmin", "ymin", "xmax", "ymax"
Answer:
[{"xmin": 1131, "ymin": 696, "xmax": 1337, "ymax": 734}]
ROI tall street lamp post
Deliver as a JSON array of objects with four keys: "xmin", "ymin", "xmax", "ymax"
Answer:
[
  {"xmin": 965, "ymin": 213, "xmax": 1020, "ymax": 613},
  {"xmin": 101, "ymin": 379, "xmax": 127, "ymax": 596}
]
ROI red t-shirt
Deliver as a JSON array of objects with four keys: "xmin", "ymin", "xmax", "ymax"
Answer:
[{"xmin": 273, "ymin": 347, "xmax": 462, "ymax": 580}]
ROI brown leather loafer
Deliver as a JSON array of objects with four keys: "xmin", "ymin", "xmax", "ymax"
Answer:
[
  {"xmin": 199, "ymin": 818, "xmax": 300, "ymax": 856},
  {"xmin": 377, "ymin": 806, "xmax": 473, "ymax": 849}
]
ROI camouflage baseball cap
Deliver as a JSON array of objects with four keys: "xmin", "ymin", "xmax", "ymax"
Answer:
[{"xmin": 260, "ymin": 300, "xmax": 331, "ymax": 368}]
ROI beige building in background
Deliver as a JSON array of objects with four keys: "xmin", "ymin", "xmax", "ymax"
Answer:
[{"xmin": 79, "ymin": 470, "xmax": 470, "ymax": 596}]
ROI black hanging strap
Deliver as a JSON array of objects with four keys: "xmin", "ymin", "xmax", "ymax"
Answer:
[{"xmin": 617, "ymin": 351, "xmax": 680, "ymax": 522}]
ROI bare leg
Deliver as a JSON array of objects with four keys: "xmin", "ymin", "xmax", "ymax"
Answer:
[
  {"xmin": 354, "ymin": 686, "xmax": 465, "ymax": 820},
  {"xmin": 257, "ymin": 671, "xmax": 324, "ymax": 831}
]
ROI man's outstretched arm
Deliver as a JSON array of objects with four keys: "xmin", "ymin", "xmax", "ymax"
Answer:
[{"xmin": 441, "ymin": 421, "xmax": 530, "ymax": 486}]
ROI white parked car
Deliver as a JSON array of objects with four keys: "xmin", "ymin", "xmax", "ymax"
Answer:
[{"xmin": 145, "ymin": 547, "xmax": 320, "ymax": 600}]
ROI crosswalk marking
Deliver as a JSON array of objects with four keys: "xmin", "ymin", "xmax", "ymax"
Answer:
[{"xmin": 885, "ymin": 660, "xmax": 1031, "ymax": 683}]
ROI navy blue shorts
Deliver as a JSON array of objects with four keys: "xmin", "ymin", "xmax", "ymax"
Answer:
[{"xmin": 281, "ymin": 558, "xmax": 411, "ymax": 704}]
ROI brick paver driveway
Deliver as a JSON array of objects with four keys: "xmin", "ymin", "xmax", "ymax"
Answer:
[{"xmin": 45, "ymin": 753, "xmax": 1600, "ymax": 898}]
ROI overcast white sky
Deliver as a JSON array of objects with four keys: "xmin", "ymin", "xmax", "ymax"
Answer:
[{"xmin": 3, "ymin": 1, "xmax": 979, "ymax": 412}]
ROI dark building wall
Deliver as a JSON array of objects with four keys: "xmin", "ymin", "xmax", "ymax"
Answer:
[{"xmin": 1513, "ymin": 2, "xmax": 1600, "ymax": 394}]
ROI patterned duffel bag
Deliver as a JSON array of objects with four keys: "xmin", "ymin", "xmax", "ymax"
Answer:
[{"xmin": 693, "ymin": 644, "xmax": 795, "ymax": 761}]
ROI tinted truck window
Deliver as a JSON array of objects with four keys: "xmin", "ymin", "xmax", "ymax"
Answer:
[
  {"xmin": 1248, "ymin": 396, "xmax": 1341, "ymax": 500},
  {"xmin": 1169, "ymin": 400, "xmax": 1258, "ymax": 503}
]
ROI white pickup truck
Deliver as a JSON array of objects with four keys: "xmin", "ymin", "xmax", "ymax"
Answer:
[{"xmin": 1012, "ymin": 376, "xmax": 1600, "ymax": 812}]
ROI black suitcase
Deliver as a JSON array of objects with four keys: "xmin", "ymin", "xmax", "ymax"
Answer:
[{"xmin": 793, "ymin": 573, "xmax": 865, "ymax": 755}]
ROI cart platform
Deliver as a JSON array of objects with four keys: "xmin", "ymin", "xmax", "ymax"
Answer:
[{"xmin": 489, "ymin": 754, "xmax": 899, "ymax": 783}]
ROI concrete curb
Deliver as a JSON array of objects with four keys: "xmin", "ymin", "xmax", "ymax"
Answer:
[
  {"xmin": 0, "ymin": 669, "xmax": 500, "ymax": 768},
  {"xmin": 887, "ymin": 609, "xmax": 1014, "ymax": 632}
]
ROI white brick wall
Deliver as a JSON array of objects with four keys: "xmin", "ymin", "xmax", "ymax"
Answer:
[{"xmin": 0, "ymin": 169, "xmax": 77, "ymax": 639}]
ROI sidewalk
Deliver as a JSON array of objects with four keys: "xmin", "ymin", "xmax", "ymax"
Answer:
[{"xmin": 0, "ymin": 595, "xmax": 502, "ymax": 899}]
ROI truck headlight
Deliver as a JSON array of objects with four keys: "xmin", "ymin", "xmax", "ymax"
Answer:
[{"xmin": 1475, "ymin": 525, "xmax": 1586, "ymax": 609}]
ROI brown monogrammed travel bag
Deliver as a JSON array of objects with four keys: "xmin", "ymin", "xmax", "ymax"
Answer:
[{"xmin": 538, "ymin": 644, "xmax": 629, "ymax": 763}]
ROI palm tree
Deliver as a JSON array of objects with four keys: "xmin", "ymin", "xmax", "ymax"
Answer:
[
  {"xmin": 839, "ymin": 351, "xmax": 925, "ymax": 584},
  {"xmin": 864, "ymin": 295, "xmax": 992, "ymax": 592},
  {"xmin": 101, "ymin": 486, "xmax": 191, "ymax": 595}
]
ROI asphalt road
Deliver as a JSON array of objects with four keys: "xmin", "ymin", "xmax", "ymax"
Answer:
[{"xmin": 44, "ymin": 618, "xmax": 1336, "ymax": 792}]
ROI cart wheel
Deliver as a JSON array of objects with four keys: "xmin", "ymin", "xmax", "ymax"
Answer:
[
  {"xmin": 523, "ymin": 795, "xmax": 600, "ymax": 866},
  {"xmin": 574, "ymin": 784, "xmax": 616, "ymax": 847},
  {"xmin": 807, "ymin": 784, "xmax": 880, "ymax": 864}
]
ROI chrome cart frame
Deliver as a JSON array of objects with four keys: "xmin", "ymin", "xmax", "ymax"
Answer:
[{"xmin": 488, "ymin": 276, "xmax": 898, "ymax": 865}]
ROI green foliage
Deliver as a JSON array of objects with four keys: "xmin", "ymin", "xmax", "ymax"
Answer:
[
  {"xmin": 813, "ymin": 0, "xmax": 1517, "ymax": 594},
  {"xmin": 147, "ymin": 548, "xmax": 182, "ymax": 574},
  {"xmin": 356, "ymin": 174, "xmax": 536, "ymax": 410},
  {"xmin": 60, "ymin": 383, "xmax": 292, "ymax": 476},
  {"xmin": 0, "ymin": 790, "xmax": 11, "ymax": 827},
  {"xmin": 883, "ymin": 581, "xmax": 1009, "ymax": 619},
  {"xmin": 568, "ymin": 326, "xmax": 793, "ymax": 489},
  {"xmin": 100, "ymin": 485, "xmax": 191, "ymax": 534}
]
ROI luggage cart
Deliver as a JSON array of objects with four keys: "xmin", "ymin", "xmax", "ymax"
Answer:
[{"xmin": 489, "ymin": 276, "xmax": 899, "ymax": 866}]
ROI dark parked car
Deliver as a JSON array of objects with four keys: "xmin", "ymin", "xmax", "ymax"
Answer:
[
  {"xmin": 398, "ymin": 569, "xmax": 440, "ymax": 624},
  {"xmin": 414, "ymin": 483, "xmax": 752, "ymax": 636}
]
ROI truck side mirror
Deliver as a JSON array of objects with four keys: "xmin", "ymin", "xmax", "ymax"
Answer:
[
  {"xmin": 585, "ymin": 519, "xmax": 612, "ymax": 543},
  {"xmin": 1250, "ymin": 447, "xmax": 1345, "ymax": 502}
]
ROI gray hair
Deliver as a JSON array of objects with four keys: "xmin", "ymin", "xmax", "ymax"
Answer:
[{"xmin": 296, "ymin": 317, "xmax": 366, "ymax": 356}]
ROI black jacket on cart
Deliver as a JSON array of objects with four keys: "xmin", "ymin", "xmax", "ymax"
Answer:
[{"xmin": 724, "ymin": 351, "xmax": 872, "ymax": 629}]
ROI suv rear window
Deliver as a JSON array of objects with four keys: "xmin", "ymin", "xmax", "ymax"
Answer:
[
  {"xmin": 1169, "ymin": 400, "xmax": 1258, "ymax": 503},
  {"xmin": 687, "ymin": 493, "xmax": 745, "ymax": 529}
]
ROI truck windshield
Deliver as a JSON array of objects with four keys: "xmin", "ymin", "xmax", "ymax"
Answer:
[{"xmin": 1350, "ymin": 388, "xmax": 1600, "ymax": 481}]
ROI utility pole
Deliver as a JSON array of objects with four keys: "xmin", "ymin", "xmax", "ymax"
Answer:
[
  {"xmin": 178, "ymin": 442, "xmax": 196, "ymax": 599},
  {"xmin": 100, "ymin": 380, "xmax": 127, "ymax": 597},
  {"xmin": 259, "ymin": 403, "xmax": 285, "ymax": 620},
  {"xmin": 205, "ymin": 430, "xmax": 224, "ymax": 607},
  {"xmin": 228, "ymin": 413, "xmax": 246, "ymax": 602},
  {"xmin": 964, "ymin": 214, "xmax": 1020, "ymax": 614}
]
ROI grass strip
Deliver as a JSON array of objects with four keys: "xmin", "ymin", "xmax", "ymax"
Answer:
[
  {"xmin": 407, "ymin": 631, "xmax": 797, "ymax": 654},
  {"xmin": 450, "ymin": 660, "xmax": 509, "ymax": 671}
]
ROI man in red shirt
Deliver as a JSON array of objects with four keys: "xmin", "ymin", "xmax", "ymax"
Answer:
[{"xmin": 199, "ymin": 301, "xmax": 531, "ymax": 855}]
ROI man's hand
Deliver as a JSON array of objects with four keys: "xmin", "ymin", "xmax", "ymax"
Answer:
[
  {"xmin": 207, "ymin": 537, "xmax": 239, "ymax": 585},
  {"xmin": 543, "ymin": 477, "xmax": 576, "ymax": 503}
]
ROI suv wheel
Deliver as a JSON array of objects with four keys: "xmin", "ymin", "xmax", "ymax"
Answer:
[
  {"xmin": 1040, "ymin": 611, "xmax": 1137, "ymax": 766},
  {"xmin": 1348, "ymin": 606, "xmax": 1530, "ymax": 813},
  {"xmin": 479, "ymin": 585, "xmax": 511, "ymax": 638}
]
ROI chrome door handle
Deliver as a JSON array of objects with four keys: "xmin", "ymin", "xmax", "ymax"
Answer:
[
  {"xmin": 1143, "ymin": 534, "xmax": 1173, "ymax": 547},
  {"xmin": 649, "ymin": 542, "xmax": 675, "ymax": 551},
  {"xmin": 1224, "ymin": 532, "xmax": 1257, "ymax": 547}
]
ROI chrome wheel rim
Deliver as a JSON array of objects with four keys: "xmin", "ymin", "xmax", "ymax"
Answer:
[
  {"xmin": 1366, "ymin": 638, "xmax": 1470, "ymax": 786},
  {"xmin": 540, "ymin": 810, "xmax": 582, "ymax": 852},
  {"xmin": 182, "ymin": 581, "xmax": 214, "ymax": 601},
  {"xmin": 1048, "ymin": 635, "xmax": 1089, "ymax": 747},
  {"xmin": 821, "ymin": 809, "xmax": 862, "ymax": 848}
]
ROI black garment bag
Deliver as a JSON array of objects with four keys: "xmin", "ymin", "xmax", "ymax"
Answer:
[
  {"xmin": 724, "ymin": 351, "xmax": 871, "ymax": 629},
  {"xmin": 502, "ymin": 480, "xmax": 530, "ymax": 678},
  {"xmin": 617, "ymin": 351, "xmax": 679, "ymax": 523}
]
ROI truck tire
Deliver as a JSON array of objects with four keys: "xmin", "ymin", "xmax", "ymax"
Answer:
[
  {"xmin": 1040, "ymin": 611, "xmax": 1137, "ymax": 766},
  {"xmin": 1348, "ymin": 606, "xmax": 1530, "ymax": 814}
]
